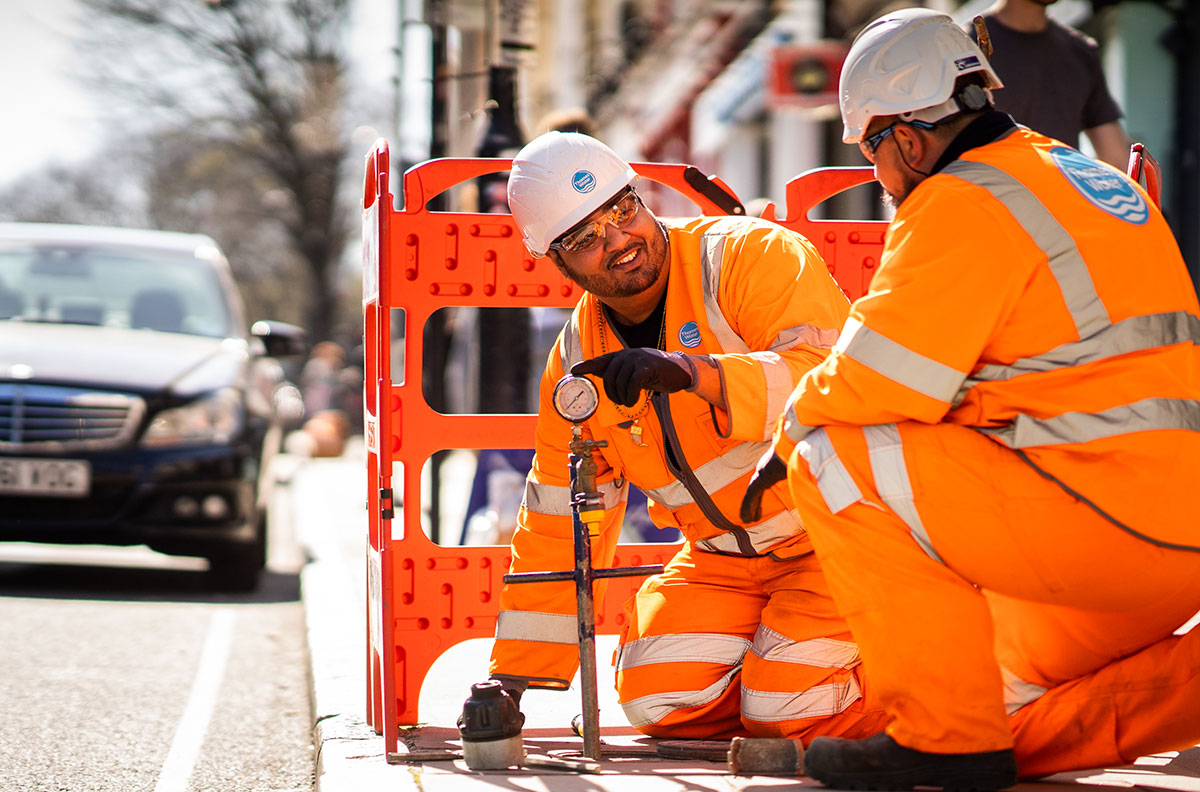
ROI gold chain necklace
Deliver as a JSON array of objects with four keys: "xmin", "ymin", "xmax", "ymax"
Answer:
[{"xmin": 597, "ymin": 303, "xmax": 666, "ymax": 446}]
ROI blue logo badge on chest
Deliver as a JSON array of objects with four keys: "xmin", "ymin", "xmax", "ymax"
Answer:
[
  {"xmin": 1050, "ymin": 146, "xmax": 1148, "ymax": 225},
  {"xmin": 679, "ymin": 321, "xmax": 702, "ymax": 348},
  {"xmin": 571, "ymin": 170, "xmax": 596, "ymax": 193}
]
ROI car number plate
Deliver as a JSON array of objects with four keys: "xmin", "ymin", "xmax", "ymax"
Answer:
[{"xmin": 0, "ymin": 458, "xmax": 91, "ymax": 498}]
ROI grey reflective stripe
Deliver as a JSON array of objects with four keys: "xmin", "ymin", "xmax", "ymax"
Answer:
[
  {"xmin": 522, "ymin": 477, "xmax": 628, "ymax": 517},
  {"xmin": 641, "ymin": 440, "xmax": 767, "ymax": 510},
  {"xmin": 771, "ymin": 324, "xmax": 840, "ymax": 352},
  {"xmin": 559, "ymin": 311, "xmax": 584, "ymax": 373},
  {"xmin": 495, "ymin": 611, "xmax": 578, "ymax": 644},
  {"xmin": 783, "ymin": 400, "xmax": 815, "ymax": 444},
  {"xmin": 956, "ymin": 311, "xmax": 1200, "ymax": 407},
  {"xmin": 621, "ymin": 666, "xmax": 739, "ymax": 728},
  {"xmin": 798, "ymin": 429, "xmax": 862, "ymax": 514},
  {"xmin": 695, "ymin": 508, "xmax": 804, "ymax": 555},
  {"xmin": 836, "ymin": 318, "xmax": 966, "ymax": 404},
  {"xmin": 700, "ymin": 232, "xmax": 751, "ymax": 354},
  {"xmin": 752, "ymin": 351, "xmax": 795, "ymax": 440},
  {"xmin": 616, "ymin": 632, "xmax": 750, "ymax": 671},
  {"xmin": 741, "ymin": 678, "xmax": 863, "ymax": 723},
  {"xmin": 1001, "ymin": 666, "xmax": 1047, "ymax": 715},
  {"xmin": 977, "ymin": 397, "xmax": 1200, "ymax": 449},
  {"xmin": 943, "ymin": 160, "xmax": 1110, "ymax": 339},
  {"xmin": 864, "ymin": 424, "xmax": 943, "ymax": 564},
  {"xmin": 751, "ymin": 625, "xmax": 860, "ymax": 668}
]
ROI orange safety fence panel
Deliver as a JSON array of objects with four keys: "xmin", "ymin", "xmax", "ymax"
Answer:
[{"xmin": 361, "ymin": 138, "xmax": 887, "ymax": 753}]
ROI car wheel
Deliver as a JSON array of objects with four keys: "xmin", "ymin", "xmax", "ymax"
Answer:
[{"xmin": 207, "ymin": 511, "xmax": 267, "ymax": 592}]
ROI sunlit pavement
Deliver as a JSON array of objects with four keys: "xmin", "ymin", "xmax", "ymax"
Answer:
[{"xmin": 292, "ymin": 437, "xmax": 1200, "ymax": 792}]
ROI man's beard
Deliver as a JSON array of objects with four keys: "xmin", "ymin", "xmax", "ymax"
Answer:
[
  {"xmin": 880, "ymin": 171, "xmax": 923, "ymax": 210},
  {"xmin": 561, "ymin": 222, "xmax": 669, "ymax": 300}
]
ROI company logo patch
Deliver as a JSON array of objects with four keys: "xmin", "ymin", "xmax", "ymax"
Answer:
[
  {"xmin": 571, "ymin": 170, "xmax": 597, "ymax": 193},
  {"xmin": 954, "ymin": 55, "xmax": 981, "ymax": 71},
  {"xmin": 679, "ymin": 321, "xmax": 702, "ymax": 348},
  {"xmin": 1050, "ymin": 146, "xmax": 1148, "ymax": 225}
]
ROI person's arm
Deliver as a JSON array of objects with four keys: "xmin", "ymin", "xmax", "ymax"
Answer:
[
  {"xmin": 704, "ymin": 222, "xmax": 851, "ymax": 441},
  {"xmin": 768, "ymin": 179, "xmax": 1036, "ymax": 466},
  {"xmin": 1084, "ymin": 120, "xmax": 1134, "ymax": 170},
  {"xmin": 572, "ymin": 221, "xmax": 849, "ymax": 440}
]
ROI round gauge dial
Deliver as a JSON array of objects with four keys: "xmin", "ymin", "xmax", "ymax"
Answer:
[{"xmin": 552, "ymin": 375, "xmax": 600, "ymax": 423}]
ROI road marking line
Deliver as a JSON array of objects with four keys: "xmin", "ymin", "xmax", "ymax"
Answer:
[{"xmin": 154, "ymin": 609, "xmax": 237, "ymax": 792}]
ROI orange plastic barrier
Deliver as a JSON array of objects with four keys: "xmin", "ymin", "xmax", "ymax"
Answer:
[{"xmin": 361, "ymin": 138, "xmax": 886, "ymax": 753}]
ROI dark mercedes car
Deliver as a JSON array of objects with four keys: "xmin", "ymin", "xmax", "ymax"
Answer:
[{"xmin": 0, "ymin": 223, "xmax": 306, "ymax": 590}]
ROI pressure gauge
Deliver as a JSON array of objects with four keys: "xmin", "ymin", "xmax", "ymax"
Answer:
[{"xmin": 552, "ymin": 375, "xmax": 600, "ymax": 423}]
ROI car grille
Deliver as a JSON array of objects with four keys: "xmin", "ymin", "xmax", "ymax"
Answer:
[{"xmin": 0, "ymin": 384, "xmax": 146, "ymax": 452}]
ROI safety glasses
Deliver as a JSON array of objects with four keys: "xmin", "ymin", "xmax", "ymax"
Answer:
[
  {"xmin": 549, "ymin": 189, "xmax": 641, "ymax": 253},
  {"xmin": 858, "ymin": 119, "xmax": 938, "ymax": 164},
  {"xmin": 858, "ymin": 123, "xmax": 898, "ymax": 164}
]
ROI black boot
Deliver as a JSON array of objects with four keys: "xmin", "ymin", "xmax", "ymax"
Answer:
[{"xmin": 804, "ymin": 732, "xmax": 1018, "ymax": 791}]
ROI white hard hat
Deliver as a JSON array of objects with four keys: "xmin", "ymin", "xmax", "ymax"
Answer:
[
  {"xmin": 507, "ymin": 132, "xmax": 637, "ymax": 257},
  {"xmin": 838, "ymin": 8, "xmax": 1003, "ymax": 144}
]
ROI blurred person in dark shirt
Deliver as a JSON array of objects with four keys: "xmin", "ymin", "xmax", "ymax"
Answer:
[{"xmin": 975, "ymin": 0, "xmax": 1133, "ymax": 167}]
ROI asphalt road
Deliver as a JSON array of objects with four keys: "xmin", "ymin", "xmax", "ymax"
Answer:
[{"xmin": 0, "ymin": 469, "xmax": 315, "ymax": 792}]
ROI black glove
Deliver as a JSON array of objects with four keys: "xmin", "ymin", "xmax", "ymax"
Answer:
[
  {"xmin": 572, "ymin": 349, "xmax": 695, "ymax": 408},
  {"xmin": 740, "ymin": 451, "xmax": 788, "ymax": 523}
]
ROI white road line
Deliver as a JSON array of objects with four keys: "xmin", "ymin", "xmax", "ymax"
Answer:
[{"xmin": 154, "ymin": 609, "xmax": 237, "ymax": 792}]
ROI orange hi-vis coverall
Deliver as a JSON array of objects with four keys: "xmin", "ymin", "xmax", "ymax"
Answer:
[
  {"xmin": 772, "ymin": 114, "xmax": 1200, "ymax": 776},
  {"xmin": 491, "ymin": 216, "xmax": 888, "ymax": 739}
]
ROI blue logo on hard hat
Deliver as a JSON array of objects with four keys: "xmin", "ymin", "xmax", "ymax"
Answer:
[
  {"xmin": 679, "ymin": 321, "xmax": 702, "ymax": 348},
  {"xmin": 572, "ymin": 170, "xmax": 597, "ymax": 193},
  {"xmin": 954, "ymin": 55, "xmax": 981, "ymax": 71},
  {"xmin": 1050, "ymin": 147, "xmax": 1148, "ymax": 225}
]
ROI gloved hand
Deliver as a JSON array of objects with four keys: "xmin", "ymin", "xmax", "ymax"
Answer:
[
  {"xmin": 740, "ymin": 450, "xmax": 788, "ymax": 523},
  {"xmin": 572, "ymin": 349, "xmax": 696, "ymax": 408}
]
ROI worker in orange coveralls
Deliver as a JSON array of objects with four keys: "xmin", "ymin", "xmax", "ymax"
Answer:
[
  {"xmin": 741, "ymin": 8, "xmax": 1200, "ymax": 790},
  {"xmin": 468, "ymin": 130, "xmax": 890, "ymax": 741}
]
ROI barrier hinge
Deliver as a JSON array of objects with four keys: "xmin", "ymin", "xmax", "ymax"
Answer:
[{"xmin": 380, "ymin": 488, "xmax": 395, "ymax": 521}]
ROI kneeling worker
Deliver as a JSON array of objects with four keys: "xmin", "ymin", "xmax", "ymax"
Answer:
[
  {"xmin": 472, "ymin": 131, "xmax": 887, "ymax": 740},
  {"xmin": 743, "ymin": 8, "xmax": 1200, "ymax": 790}
]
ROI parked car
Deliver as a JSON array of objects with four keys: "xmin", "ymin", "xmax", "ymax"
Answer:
[{"xmin": 0, "ymin": 223, "xmax": 306, "ymax": 590}]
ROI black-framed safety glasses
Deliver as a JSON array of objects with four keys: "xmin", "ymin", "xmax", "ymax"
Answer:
[{"xmin": 549, "ymin": 188, "xmax": 641, "ymax": 253}]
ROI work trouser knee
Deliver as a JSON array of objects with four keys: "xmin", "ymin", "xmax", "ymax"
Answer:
[
  {"xmin": 614, "ymin": 542, "xmax": 886, "ymax": 740},
  {"xmin": 786, "ymin": 421, "xmax": 1200, "ymax": 758}
]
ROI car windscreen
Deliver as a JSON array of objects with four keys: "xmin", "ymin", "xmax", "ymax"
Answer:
[{"xmin": 0, "ymin": 242, "xmax": 234, "ymax": 338}]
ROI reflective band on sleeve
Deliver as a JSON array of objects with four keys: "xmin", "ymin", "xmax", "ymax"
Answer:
[
  {"xmin": 783, "ymin": 400, "xmax": 815, "ymax": 444},
  {"xmin": 641, "ymin": 440, "xmax": 766, "ymax": 510},
  {"xmin": 621, "ymin": 666, "xmax": 739, "ymax": 728},
  {"xmin": 751, "ymin": 626, "xmax": 861, "ymax": 668},
  {"xmin": 863, "ymin": 424, "xmax": 943, "ymax": 563},
  {"xmin": 771, "ymin": 324, "xmax": 840, "ymax": 352},
  {"xmin": 695, "ymin": 508, "xmax": 804, "ymax": 555},
  {"xmin": 559, "ymin": 311, "xmax": 584, "ymax": 373},
  {"xmin": 522, "ymin": 477, "xmax": 628, "ymax": 516},
  {"xmin": 943, "ymin": 160, "xmax": 1111, "ymax": 339},
  {"xmin": 751, "ymin": 351, "xmax": 796, "ymax": 441},
  {"xmin": 741, "ymin": 678, "xmax": 863, "ymax": 723},
  {"xmin": 495, "ymin": 610, "xmax": 579, "ymax": 644},
  {"xmin": 976, "ymin": 397, "xmax": 1200, "ymax": 449},
  {"xmin": 955, "ymin": 311, "xmax": 1200, "ymax": 407},
  {"xmin": 700, "ymin": 232, "xmax": 752, "ymax": 354},
  {"xmin": 798, "ymin": 429, "xmax": 863, "ymax": 514},
  {"xmin": 837, "ymin": 318, "xmax": 966, "ymax": 404},
  {"xmin": 616, "ymin": 632, "xmax": 750, "ymax": 671},
  {"xmin": 1001, "ymin": 666, "xmax": 1048, "ymax": 715}
]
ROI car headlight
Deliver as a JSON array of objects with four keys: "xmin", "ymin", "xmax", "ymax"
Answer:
[{"xmin": 141, "ymin": 387, "xmax": 243, "ymax": 447}]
